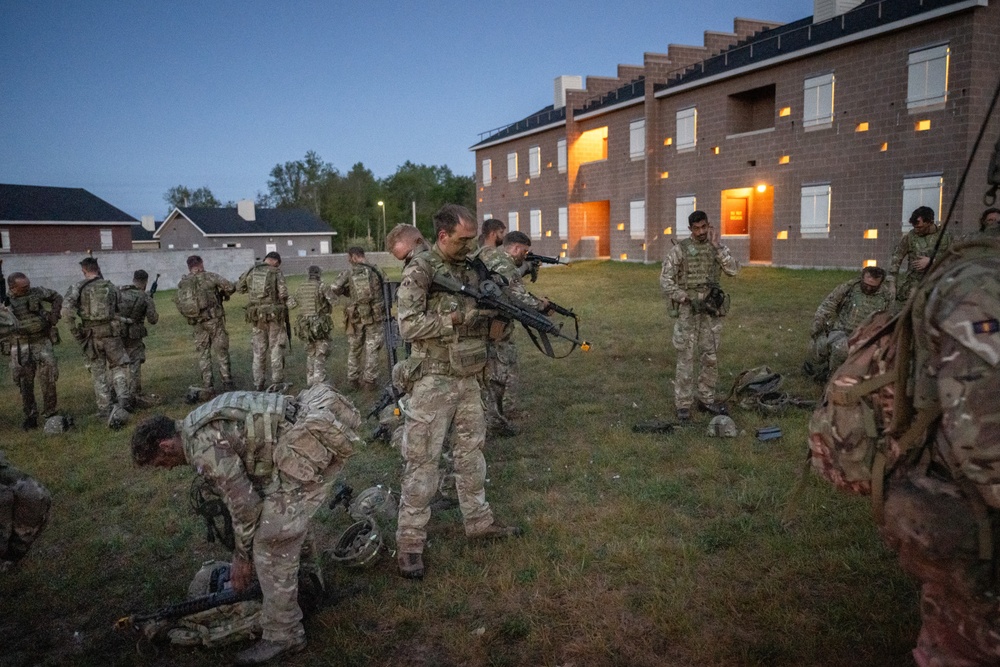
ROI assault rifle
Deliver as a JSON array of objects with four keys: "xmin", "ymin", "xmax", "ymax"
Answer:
[
  {"xmin": 114, "ymin": 581, "xmax": 262, "ymax": 637},
  {"xmin": 148, "ymin": 273, "xmax": 160, "ymax": 297},
  {"xmin": 369, "ymin": 275, "xmax": 403, "ymax": 439},
  {"xmin": 523, "ymin": 252, "xmax": 566, "ymax": 282}
]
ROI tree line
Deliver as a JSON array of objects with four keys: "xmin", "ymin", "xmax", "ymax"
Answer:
[{"xmin": 164, "ymin": 151, "xmax": 476, "ymax": 251}]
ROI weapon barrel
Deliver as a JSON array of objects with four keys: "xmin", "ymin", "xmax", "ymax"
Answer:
[{"xmin": 525, "ymin": 252, "xmax": 564, "ymax": 265}]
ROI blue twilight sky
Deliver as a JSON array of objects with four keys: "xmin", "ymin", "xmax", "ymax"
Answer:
[{"xmin": 1, "ymin": 0, "xmax": 809, "ymax": 219}]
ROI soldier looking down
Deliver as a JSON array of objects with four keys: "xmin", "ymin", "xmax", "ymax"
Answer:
[
  {"xmin": 174, "ymin": 255, "xmax": 236, "ymax": 394},
  {"xmin": 889, "ymin": 206, "xmax": 952, "ymax": 310},
  {"xmin": 118, "ymin": 269, "xmax": 159, "ymax": 406},
  {"xmin": 329, "ymin": 248, "xmax": 386, "ymax": 391},
  {"xmin": 289, "ymin": 265, "xmax": 336, "ymax": 387},
  {"xmin": 5, "ymin": 272, "xmax": 62, "ymax": 430}
]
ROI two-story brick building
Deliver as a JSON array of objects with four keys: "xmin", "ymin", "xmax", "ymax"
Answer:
[{"xmin": 472, "ymin": 0, "xmax": 1000, "ymax": 268}]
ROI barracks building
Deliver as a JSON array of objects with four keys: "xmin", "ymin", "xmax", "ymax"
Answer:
[{"xmin": 471, "ymin": 0, "xmax": 1000, "ymax": 268}]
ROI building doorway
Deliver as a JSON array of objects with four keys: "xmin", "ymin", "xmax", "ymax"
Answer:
[
  {"xmin": 721, "ymin": 185, "xmax": 774, "ymax": 263},
  {"xmin": 575, "ymin": 200, "xmax": 610, "ymax": 258}
]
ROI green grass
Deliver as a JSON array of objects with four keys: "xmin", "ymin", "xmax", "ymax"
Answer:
[{"xmin": 0, "ymin": 263, "xmax": 919, "ymax": 666}]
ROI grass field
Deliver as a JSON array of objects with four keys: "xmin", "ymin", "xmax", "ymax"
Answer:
[{"xmin": 0, "ymin": 261, "xmax": 920, "ymax": 667}]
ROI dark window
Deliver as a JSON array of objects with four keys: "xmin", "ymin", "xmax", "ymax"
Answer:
[{"xmin": 728, "ymin": 84, "xmax": 776, "ymax": 135}]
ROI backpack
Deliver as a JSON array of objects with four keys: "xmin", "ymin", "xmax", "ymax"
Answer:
[
  {"xmin": 175, "ymin": 274, "xmax": 214, "ymax": 320},
  {"xmin": 348, "ymin": 265, "xmax": 376, "ymax": 304},
  {"xmin": 79, "ymin": 279, "xmax": 116, "ymax": 321},
  {"xmin": 0, "ymin": 307, "xmax": 19, "ymax": 339}
]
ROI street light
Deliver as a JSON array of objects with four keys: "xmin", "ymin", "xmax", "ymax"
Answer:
[{"xmin": 377, "ymin": 201, "xmax": 386, "ymax": 249}]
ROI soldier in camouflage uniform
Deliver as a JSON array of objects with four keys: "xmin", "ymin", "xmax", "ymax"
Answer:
[
  {"xmin": 889, "ymin": 206, "xmax": 952, "ymax": 311},
  {"xmin": 329, "ymin": 248, "xmax": 386, "ymax": 391},
  {"xmin": 5, "ymin": 272, "xmax": 62, "ymax": 430},
  {"xmin": 477, "ymin": 231, "xmax": 551, "ymax": 436},
  {"xmin": 0, "ymin": 450, "xmax": 51, "ymax": 572},
  {"xmin": 237, "ymin": 252, "xmax": 289, "ymax": 391},
  {"xmin": 62, "ymin": 257, "xmax": 133, "ymax": 421},
  {"xmin": 659, "ymin": 211, "xmax": 739, "ymax": 422},
  {"xmin": 974, "ymin": 207, "xmax": 1000, "ymax": 238},
  {"xmin": 804, "ymin": 266, "xmax": 891, "ymax": 382},
  {"xmin": 175, "ymin": 255, "xmax": 236, "ymax": 393},
  {"xmin": 288, "ymin": 266, "xmax": 336, "ymax": 387},
  {"xmin": 387, "ymin": 223, "xmax": 429, "ymax": 263},
  {"xmin": 130, "ymin": 383, "xmax": 360, "ymax": 665},
  {"xmin": 478, "ymin": 217, "xmax": 506, "ymax": 255},
  {"xmin": 118, "ymin": 270, "xmax": 159, "ymax": 405},
  {"xmin": 394, "ymin": 204, "xmax": 521, "ymax": 580}
]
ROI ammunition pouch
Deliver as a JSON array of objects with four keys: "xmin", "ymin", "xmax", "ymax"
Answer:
[
  {"xmin": 392, "ymin": 356, "xmax": 423, "ymax": 395},
  {"xmin": 295, "ymin": 315, "xmax": 332, "ymax": 343},
  {"xmin": 448, "ymin": 337, "xmax": 488, "ymax": 377}
]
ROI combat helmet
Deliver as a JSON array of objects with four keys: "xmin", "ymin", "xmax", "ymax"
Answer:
[
  {"xmin": 757, "ymin": 391, "xmax": 790, "ymax": 415},
  {"xmin": 327, "ymin": 517, "xmax": 384, "ymax": 568},
  {"xmin": 706, "ymin": 415, "xmax": 738, "ymax": 438},
  {"xmin": 348, "ymin": 485, "xmax": 398, "ymax": 522}
]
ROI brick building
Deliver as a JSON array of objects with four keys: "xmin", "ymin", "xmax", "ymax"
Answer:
[{"xmin": 472, "ymin": 0, "xmax": 1000, "ymax": 268}]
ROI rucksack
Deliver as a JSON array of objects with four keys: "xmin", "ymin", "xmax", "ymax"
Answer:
[
  {"xmin": 79, "ymin": 279, "xmax": 116, "ymax": 321},
  {"xmin": 175, "ymin": 274, "xmax": 214, "ymax": 319}
]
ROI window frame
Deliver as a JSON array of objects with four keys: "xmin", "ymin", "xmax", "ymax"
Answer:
[
  {"xmin": 629, "ymin": 200, "xmax": 646, "ymax": 240},
  {"xmin": 800, "ymin": 183, "xmax": 832, "ymax": 239},
  {"xmin": 557, "ymin": 139, "xmax": 567, "ymax": 174},
  {"xmin": 529, "ymin": 209, "xmax": 542, "ymax": 240},
  {"xmin": 507, "ymin": 152, "xmax": 518, "ymax": 182},
  {"xmin": 803, "ymin": 72, "xmax": 835, "ymax": 129},
  {"xmin": 558, "ymin": 206, "xmax": 568, "ymax": 240},
  {"xmin": 100, "ymin": 229, "xmax": 114, "ymax": 250},
  {"xmin": 482, "ymin": 158, "xmax": 492, "ymax": 186},
  {"xmin": 907, "ymin": 44, "xmax": 949, "ymax": 111},
  {"xmin": 629, "ymin": 119, "xmax": 646, "ymax": 160},
  {"xmin": 675, "ymin": 196, "xmax": 696, "ymax": 239},
  {"xmin": 508, "ymin": 211, "xmax": 519, "ymax": 232},
  {"xmin": 676, "ymin": 107, "xmax": 697, "ymax": 151},
  {"xmin": 901, "ymin": 175, "xmax": 943, "ymax": 230},
  {"xmin": 529, "ymin": 146, "xmax": 541, "ymax": 178}
]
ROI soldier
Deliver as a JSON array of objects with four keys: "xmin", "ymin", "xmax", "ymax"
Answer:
[
  {"xmin": 62, "ymin": 257, "xmax": 133, "ymax": 424},
  {"xmin": 237, "ymin": 252, "xmax": 289, "ymax": 391},
  {"xmin": 478, "ymin": 218, "xmax": 506, "ymax": 254},
  {"xmin": 0, "ymin": 450, "xmax": 51, "ymax": 572},
  {"xmin": 476, "ymin": 230, "xmax": 551, "ymax": 435},
  {"xmin": 174, "ymin": 256, "xmax": 236, "ymax": 394},
  {"xmin": 395, "ymin": 203, "xmax": 521, "ymax": 581},
  {"xmin": 804, "ymin": 266, "xmax": 891, "ymax": 382},
  {"xmin": 660, "ymin": 211, "xmax": 739, "ymax": 422},
  {"xmin": 889, "ymin": 206, "xmax": 952, "ymax": 310},
  {"xmin": 118, "ymin": 270, "xmax": 159, "ymax": 406},
  {"xmin": 329, "ymin": 248, "xmax": 386, "ymax": 391},
  {"xmin": 289, "ymin": 265, "xmax": 336, "ymax": 387},
  {"xmin": 387, "ymin": 223, "xmax": 429, "ymax": 263},
  {"xmin": 130, "ymin": 383, "xmax": 360, "ymax": 665},
  {"xmin": 976, "ymin": 206, "xmax": 1000, "ymax": 237},
  {"xmin": 5, "ymin": 272, "xmax": 62, "ymax": 430}
]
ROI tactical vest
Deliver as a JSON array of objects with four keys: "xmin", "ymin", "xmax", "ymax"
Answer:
[
  {"xmin": 247, "ymin": 264, "xmax": 279, "ymax": 305},
  {"xmin": 9, "ymin": 290, "xmax": 49, "ymax": 337},
  {"xmin": 118, "ymin": 285, "xmax": 149, "ymax": 339},
  {"xmin": 78, "ymin": 279, "xmax": 116, "ymax": 324},
  {"xmin": 294, "ymin": 280, "xmax": 328, "ymax": 319},
  {"xmin": 349, "ymin": 265, "xmax": 376, "ymax": 304},
  {"xmin": 678, "ymin": 238, "xmax": 721, "ymax": 289},
  {"xmin": 837, "ymin": 282, "xmax": 891, "ymax": 332},
  {"xmin": 182, "ymin": 391, "xmax": 292, "ymax": 481}
]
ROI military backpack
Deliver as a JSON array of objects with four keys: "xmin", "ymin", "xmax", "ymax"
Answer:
[
  {"xmin": 175, "ymin": 273, "xmax": 215, "ymax": 320},
  {"xmin": 79, "ymin": 278, "xmax": 116, "ymax": 322}
]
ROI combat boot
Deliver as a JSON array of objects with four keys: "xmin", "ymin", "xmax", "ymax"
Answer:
[
  {"xmin": 398, "ymin": 552, "xmax": 424, "ymax": 579},
  {"xmin": 676, "ymin": 407, "xmax": 691, "ymax": 423},
  {"xmin": 468, "ymin": 522, "xmax": 523, "ymax": 540},
  {"xmin": 21, "ymin": 414, "xmax": 38, "ymax": 431},
  {"xmin": 234, "ymin": 637, "xmax": 306, "ymax": 665}
]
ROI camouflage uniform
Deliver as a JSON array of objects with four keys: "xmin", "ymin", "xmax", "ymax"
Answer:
[
  {"xmin": 289, "ymin": 277, "xmax": 336, "ymax": 387},
  {"xmin": 395, "ymin": 246, "xmax": 496, "ymax": 556},
  {"xmin": 889, "ymin": 224, "xmax": 952, "ymax": 309},
  {"xmin": 62, "ymin": 276, "xmax": 132, "ymax": 415},
  {"xmin": 876, "ymin": 239, "xmax": 1000, "ymax": 666},
  {"xmin": 807, "ymin": 278, "xmax": 892, "ymax": 378},
  {"xmin": 237, "ymin": 264, "xmax": 289, "ymax": 390},
  {"xmin": 118, "ymin": 284, "xmax": 159, "ymax": 398},
  {"xmin": 659, "ymin": 238, "xmax": 739, "ymax": 410},
  {"xmin": 330, "ymin": 263, "xmax": 386, "ymax": 385},
  {"xmin": 0, "ymin": 450, "xmax": 51, "ymax": 570},
  {"xmin": 175, "ymin": 270, "xmax": 236, "ymax": 391},
  {"xmin": 7, "ymin": 286, "xmax": 62, "ymax": 422},
  {"xmin": 179, "ymin": 385, "xmax": 359, "ymax": 644}
]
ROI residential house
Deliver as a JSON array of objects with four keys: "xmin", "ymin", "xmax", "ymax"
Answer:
[{"xmin": 131, "ymin": 216, "xmax": 161, "ymax": 251}]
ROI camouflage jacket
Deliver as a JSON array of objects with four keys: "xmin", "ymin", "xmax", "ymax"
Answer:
[
  {"xmin": 659, "ymin": 238, "xmax": 739, "ymax": 303},
  {"xmin": 61, "ymin": 277, "xmax": 121, "ymax": 332},
  {"xmin": 179, "ymin": 270, "xmax": 235, "ymax": 322},
  {"xmin": 812, "ymin": 279, "xmax": 892, "ymax": 335},
  {"xmin": 889, "ymin": 225, "xmax": 952, "ymax": 294},
  {"xmin": 478, "ymin": 247, "xmax": 545, "ymax": 342},
  {"xmin": 118, "ymin": 285, "xmax": 159, "ymax": 341},
  {"xmin": 8, "ymin": 286, "xmax": 61, "ymax": 340},
  {"xmin": 330, "ymin": 263, "xmax": 386, "ymax": 325}
]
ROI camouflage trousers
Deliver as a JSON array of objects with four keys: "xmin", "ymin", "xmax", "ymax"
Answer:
[
  {"xmin": 672, "ymin": 306, "xmax": 724, "ymax": 409},
  {"xmin": 192, "ymin": 318, "xmax": 232, "ymax": 389},
  {"xmin": 9, "ymin": 337, "xmax": 58, "ymax": 419},
  {"xmin": 253, "ymin": 479, "xmax": 333, "ymax": 643},
  {"xmin": 346, "ymin": 323, "xmax": 384, "ymax": 384},
  {"xmin": 0, "ymin": 452, "xmax": 52, "ymax": 567},
  {"xmin": 122, "ymin": 337, "xmax": 147, "ymax": 397},
  {"xmin": 303, "ymin": 339, "xmax": 330, "ymax": 387},
  {"xmin": 484, "ymin": 340, "xmax": 519, "ymax": 429},
  {"xmin": 86, "ymin": 334, "xmax": 131, "ymax": 414},
  {"xmin": 396, "ymin": 374, "xmax": 493, "ymax": 554},
  {"xmin": 251, "ymin": 319, "xmax": 288, "ymax": 389},
  {"xmin": 806, "ymin": 330, "xmax": 850, "ymax": 380}
]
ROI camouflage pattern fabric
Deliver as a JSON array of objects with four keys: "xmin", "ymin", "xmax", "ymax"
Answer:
[
  {"xmin": 9, "ymin": 338, "xmax": 58, "ymax": 420},
  {"xmin": 346, "ymin": 326, "xmax": 383, "ymax": 385},
  {"xmin": 290, "ymin": 279, "xmax": 336, "ymax": 387},
  {"xmin": 238, "ymin": 264, "xmax": 288, "ymax": 389},
  {"xmin": 660, "ymin": 238, "xmax": 739, "ymax": 410},
  {"xmin": 192, "ymin": 317, "xmax": 233, "ymax": 390},
  {"xmin": 0, "ymin": 451, "xmax": 51, "ymax": 568},
  {"xmin": 807, "ymin": 278, "xmax": 892, "ymax": 378},
  {"xmin": 119, "ymin": 284, "xmax": 159, "ymax": 398},
  {"xmin": 889, "ymin": 225, "xmax": 953, "ymax": 307},
  {"xmin": 331, "ymin": 264, "xmax": 386, "ymax": 384},
  {"xmin": 251, "ymin": 319, "xmax": 288, "ymax": 389},
  {"xmin": 304, "ymin": 339, "xmax": 330, "ymax": 387}
]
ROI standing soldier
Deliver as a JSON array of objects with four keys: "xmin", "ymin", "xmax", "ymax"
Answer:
[
  {"xmin": 6, "ymin": 272, "xmax": 62, "ymax": 430},
  {"xmin": 62, "ymin": 257, "xmax": 133, "ymax": 425},
  {"xmin": 174, "ymin": 255, "xmax": 237, "ymax": 395},
  {"xmin": 237, "ymin": 252, "xmax": 289, "ymax": 391},
  {"xmin": 386, "ymin": 223, "xmax": 429, "ymax": 264},
  {"xmin": 289, "ymin": 266, "xmax": 336, "ymax": 387},
  {"xmin": 477, "ymin": 218, "xmax": 506, "ymax": 256},
  {"xmin": 329, "ymin": 248, "xmax": 386, "ymax": 391},
  {"xmin": 889, "ymin": 206, "xmax": 952, "ymax": 310},
  {"xmin": 660, "ymin": 211, "xmax": 739, "ymax": 422},
  {"xmin": 118, "ymin": 270, "xmax": 159, "ymax": 406}
]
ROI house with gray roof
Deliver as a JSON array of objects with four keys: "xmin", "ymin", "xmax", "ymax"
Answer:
[
  {"xmin": 154, "ymin": 200, "xmax": 335, "ymax": 261},
  {"xmin": 0, "ymin": 183, "xmax": 137, "ymax": 254}
]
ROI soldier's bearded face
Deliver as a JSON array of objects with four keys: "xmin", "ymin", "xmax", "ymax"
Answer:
[
  {"xmin": 439, "ymin": 219, "xmax": 477, "ymax": 262},
  {"xmin": 861, "ymin": 276, "xmax": 883, "ymax": 295},
  {"xmin": 690, "ymin": 220, "xmax": 711, "ymax": 242}
]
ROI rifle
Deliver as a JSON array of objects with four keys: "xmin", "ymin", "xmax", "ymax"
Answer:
[
  {"xmin": 148, "ymin": 273, "xmax": 160, "ymax": 297},
  {"xmin": 366, "ymin": 266, "xmax": 405, "ymax": 433},
  {"xmin": 114, "ymin": 581, "xmax": 262, "ymax": 636},
  {"xmin": 523, "ymin": 252, "xmax": 565, "ymax": 283}
]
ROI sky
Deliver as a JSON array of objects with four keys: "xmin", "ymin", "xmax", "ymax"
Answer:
[{"xmin": 1, "ymin": 0, "xmax": 810, "ymax": 219}]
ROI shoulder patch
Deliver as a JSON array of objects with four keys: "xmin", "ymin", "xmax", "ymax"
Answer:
[{"xmin": 972, "ymin": 319, "xmax": 1000, "ymax": 335}]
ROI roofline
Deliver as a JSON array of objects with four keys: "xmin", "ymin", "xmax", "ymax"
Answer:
[
  {"xmin": 153, "ymin": 208, "xmax": 334, "ymax": 238},
  {"xmin": 468, "ymin": 119, "xmax": 567, "ymax": 151},
  {"xmin": 0, "ymin": 220, "xmax": 137, "ymax": 226},
  {"xmin": 655, "ymin": 0, "xmax": 985, "ymax": 100},
  {"xmin": 574, "ymin": 96, "xmax": 645, "ymax": 122},
  {"xmin": 153, "ymin": 209, "xmax": 203, "ymax": 239}
]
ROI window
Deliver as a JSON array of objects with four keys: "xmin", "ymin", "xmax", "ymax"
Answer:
[
  {"xmin": 629, "ymin": 200, "xmax": 646, "ymax": 240},
  {"xmin": 803, "ymin": 73, "xmax": 834, "ymax": 128},
  {"xmin": 482, "ymin": 159, "xmax": 492, "ymax": 186},
  {"xmin": 577, "ymin": 127, "xmax": 608, "ymax": 163},
  {"xmin": 557, "ymin": 139, "xmax": 567, "ymax": 174},
  {"xmin": 192, "ymin": 243, "xmax": 199, "ymax": 249},
  {"xmin": 558, "ymin": 207, "xmax": 568, "ymax": 239},
  {"xmin": 727, "ymin": 84, "xmax": 775, "ymax": 135},
  {"xmin": 676, "ymin": 107, "xmax": 697, "ymax": 150},
  {"xmin": 629, "ymin": 119, "xmax": 645, "ymax": 160},
  {"xmin": 507, "ymin": 152, "xmax": 518, "ymax": 182},
  {"xmin": 800, "ymin": 184, "xmax": 831, "ymax": 238},
  {"xmin": 266, "ymin": 243, "xmax": 277, "ymax": 253},
  {"xmin": 508, "ymin": 211, "xmax": 519, "ymax": 232},
  {"xmin": 902, "ymin": 175, "xmax": 943, "ymax": 230},
  {"xmin": 320, "ymin": 240, "xmax": 329, "ymax": 254},
  {"xmin": 100, "ymin": 229, "xmax": 113, "ymax": 249},
  {"xmin": 675, "ymin": 196, "xmax": 696, "ymax": 239},
  {"xmin": 0, "ymin": 230, "xmax": 9, "ymax": 253},
  {"xmin": 529, "ymin": 146, "xmax": 541, "ymax": 177},
  {"xmin": 530, "ymin": 209, "xmax": 542, "ymax": 239},
  {"xmin": 907, "ymin": 44, "xmax": 949, "ymax": 110}
]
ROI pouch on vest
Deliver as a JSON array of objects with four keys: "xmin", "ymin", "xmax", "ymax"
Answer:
[{"xmin": 449, "ymin": 338, "xmax": 488, "ymax": 377}]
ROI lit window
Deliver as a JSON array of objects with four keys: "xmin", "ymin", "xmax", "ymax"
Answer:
[
  {"xmin": 558, "ymin": 207, "xmax": 568, "ymax": 239},
  {"xmin": 617, "ymin": 223, "xmax": 625, "ymax": 231},
  {"xmin": 803, "ymin": 73, "xmax": 834, "ymax": 128},
  {"xmin": 620, "ymin": 253, "xmax": 628, "ymax": 260},
  {"xmin": 779, "ymin": 107, "xmax": 791, "ymax": 117},
  {"xmin": 663, "ymin": 227, "xmax": 672, "ymax": 235},
  {"xmin": 663, "ymin": 137, "xmax": 673, "ymax": 146},
  {"xmin": 100, "ymin": 229, "xmax": 113, "ymax": 249},
  {"xmin": 711, "ymin": 146, "xmax": 720, "ymax": 155},
  {"xmin": 915, "ymin": 119, "xmax": 931, "ymax": 131},
  {"xmin": 864, "ymin": 229, "xmax": 879, "ymax": 239},
  {"xmin": 902, "ymin": 175, "xmax": 943, "ymax": 230},
  {"xmin": 507, "ymin": 152, "xmax": 518, "ymax": 182},
  {"xmin": 529, "ymin": 146, "xmax": 541, "ymax": 177},
  {"xmin": 776, "ymin": 230, "xmax": 789, "ymax": 240},
  {"xmin": 545, "ymin": 230, "xmax": 551, "ymax": 237},
  {"xmin": 629, "ymin": 119, "xmax": 645, "ymax": 160},
  {"xmin": 907, "ymin": 44, "xmax": 949, "ymax": 110},
  {"xmin": 561, "ymin": 243, "xmax": 568, "ymax": 250},
  {"xmin": 881, "ymin": 142, "xmax": 889, "ymax": 152},
  {"xmin": 557, "ymin": 139, "xmax": 567, "ymax": 174},
  {"xmin": 482, "ymin": 158, "xmax": 492, "ymax": 186},
  {"xmin": 800, "ymin": 184, "xmax": 831, "ymax": 238},
  {"xmin": 577, "ymin": 127, "xmax": 608, "ymax": 163},
  {"xmin": 530, "ymin": 209, "xmax": 542, "ymax": 240},
  {"xmin": 676, "ymin": 107, "xmax": 697, "ymax": 150},
  {"xmin": 508, "ymin": 211, "xmax": 519, "ymax": 232},
  {"xmin": 779, "ymin": 155, "xmax": 790, "ymax": 164},
  {"xmin": 675, "ymin": 196, "xmax": 696, "ymax": 239},
  {"xmin": 864, "ymin": 259, "xmax": 878, "ymax": 267},
  {"xmin": 660, "ymin": 171, "xmax": 669, "ymax": 179},
  {"xmin": 856, "ymin": 122, "xmax": 869, "ymax": 132}
]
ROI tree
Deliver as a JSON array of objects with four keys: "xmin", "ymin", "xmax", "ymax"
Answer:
[
  {"xmin": 163, "ymin": 185, "xmax": 221, "ymax": 212},
  {"xmin": 266, "ymin": 150, "xmax": 336, "ymax": 216}
]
